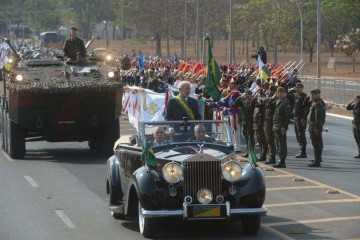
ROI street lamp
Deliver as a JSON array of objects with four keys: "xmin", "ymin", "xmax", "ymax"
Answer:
[
  {"xmin": 229, "ymin": 0, "xmax": 233, "ymax": 64},
  {"xmin": 317, "ymin": 0, "xmax": 321, "ymax": 79},
  {"xmin": 121, "ymin": 0, "xmax": 124, "ymax": 55},
  {"xmin": 184, "ymin": 0, "xmax": 187, "ymax": 59},
  {"xmin": 195, "ymin": 0, "xmax": 199, "ymax": 61},
  {"xmin": 292, "ymin": 0, "xmax": 303, "ymax": 76}
]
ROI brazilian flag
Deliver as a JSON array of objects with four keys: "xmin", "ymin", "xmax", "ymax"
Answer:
[
  {"xmin": 204, "ymin": 36, "xmax": 221, "ymax": 101},
  {"xmin": 141, "ymin": 141, "xmax": 157, "ymax": 167},
  {"xmin": 247, "ymin": 141, "xmax": 258, "ymax": 165}
]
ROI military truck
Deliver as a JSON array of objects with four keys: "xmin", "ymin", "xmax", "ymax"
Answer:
[{"xmin": 0, "ymin": 38, "xmax": 122, "ymax": 159}]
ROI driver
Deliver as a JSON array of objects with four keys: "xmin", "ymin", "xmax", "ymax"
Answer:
[
  {"xmin": 151, "ymin": 126, "xmax": 170, "ymax": 146},
  {"xmin": 188, "ymin": 124, "xmax": 215, "ymax": 142}
]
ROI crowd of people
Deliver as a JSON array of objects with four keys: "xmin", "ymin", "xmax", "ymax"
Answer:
[{"xmin": 117, "ymin": 48, "xmax": 360, "ymax": 168}]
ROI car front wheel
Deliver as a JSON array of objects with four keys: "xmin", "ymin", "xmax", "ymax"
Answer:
[
  {"xmin": 242, "ymin": 215, "xmax": 261, "ymax": 234},
  {"xmin": 138, "ymin": 200, "xmax": 157, "ymax": 238}
]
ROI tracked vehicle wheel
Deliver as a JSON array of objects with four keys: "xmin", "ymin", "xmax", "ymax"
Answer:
[
  {"xmin": 98, "ymin": 118, "xmax": 120, "ymax": 155},
  {"xmin": 0, "ymin": 110, "xmax": 5, "ymax": 150},
  {"xmin": 4, "ymin": 113, "xmax": 9, "ymax": 153},
  {"xmin": 7, "ymin": 116, "xmax": 26, "ymax": 159}
]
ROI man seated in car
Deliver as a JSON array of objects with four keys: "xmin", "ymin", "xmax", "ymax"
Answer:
[
  {"xmin": 188, "ymin": 124, "xmax": 215, "ymax": 143},
  {"xmin": 150, "ymin": 126, "xmax": 170, "ymax": 146}
]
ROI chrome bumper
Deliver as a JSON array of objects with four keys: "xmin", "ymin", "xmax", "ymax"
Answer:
[{"xmin": 141, "ymin": 201, "xmax": 267, "ymax": 219}]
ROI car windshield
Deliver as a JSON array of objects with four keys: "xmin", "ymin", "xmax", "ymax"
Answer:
[{"xmin": 141, "ymin": 120, "xmax": 232, "ymax": 147}]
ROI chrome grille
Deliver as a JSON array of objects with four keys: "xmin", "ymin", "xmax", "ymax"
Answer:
[{"xmin": 183, "ymin": 161, "xmax": 222, "ymax": 203}]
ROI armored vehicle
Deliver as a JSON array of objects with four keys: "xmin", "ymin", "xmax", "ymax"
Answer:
[{"xmin": 0, "ymin": 38, "xmax": 122, "ymax": 159}]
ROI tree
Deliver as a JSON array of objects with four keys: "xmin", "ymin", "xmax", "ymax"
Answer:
[
  {"xmin": 334, "ymin": 28, "xmax": 360, "ymax": 72},
  {"xmin": 322, "ymin": 0, "xmax": 360, "ymax": 57}
]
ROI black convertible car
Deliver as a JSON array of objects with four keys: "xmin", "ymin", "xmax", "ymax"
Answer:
[{"xmin": 106, "ymin": 119, "xmax": 267, "ymax": 238}]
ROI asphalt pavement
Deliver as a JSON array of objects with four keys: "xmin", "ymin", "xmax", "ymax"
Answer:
[{"xmin": 0, "ymin": 113, "xmax": 359, "ymax": 239}]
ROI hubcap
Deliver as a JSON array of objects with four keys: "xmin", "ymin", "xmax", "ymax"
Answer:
[{"xmin": 138, "ymin": 201, "xmax": 144, "ymax": 233}]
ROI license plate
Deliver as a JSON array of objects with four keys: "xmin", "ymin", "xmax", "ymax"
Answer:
[{"xmin": 193, "ymin": 206, "xmax": 221, "ymax": 218}]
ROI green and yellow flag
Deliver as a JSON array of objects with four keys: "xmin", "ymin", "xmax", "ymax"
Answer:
[
  {"xmin": 141, "ymin": 141, "xmax": 157, "ymax": 167},
  {"xmin": 204, "ymin": 36, "xmax": 221, "ymax": 101},
  {"xmin": 247, "ymin": 141, "xmax": 258, "ymax": 165}
]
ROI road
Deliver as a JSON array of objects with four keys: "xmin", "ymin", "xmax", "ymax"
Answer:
[{"xmin": 0, "ymin": 114, "xmax": 359, "ymax": 239}]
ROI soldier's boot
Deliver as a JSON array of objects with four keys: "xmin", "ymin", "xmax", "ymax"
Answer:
[
  {"xmin": 309, "ymin": 153, "xmax": 322, "ymax": 167},
  {"xmin": 308, "ymin": 160, "xmax": 321, "ymax": 167},
  {"xmin": 310, "ymin": 152, "xmax": 323, "ymax": 162},
  {"xmin": 265, "ymin": 155, "xmax": 276, "ymax": 165},
  {"xmin": 258, "ymin": 155, "xmax": 266, "ymax": 162},
  {"xmin": 272, "ymin": 158, "xmax": 286, "ymax": 168},
  {"xmin": 354, "ymin": 148, "xmax": 360, "ymax": 158},
  {"xmin": 295, "ymin": 148, "xmax": 307, "ymax": 158}
]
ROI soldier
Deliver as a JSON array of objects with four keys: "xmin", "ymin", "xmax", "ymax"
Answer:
[
  {"xmin": 121, "ymin": 54, "xmax": 131, "ymax": 70},
  {"xmin": 231, "ymin": 89, "xmax": 256, "ymax": 157},
  {"xmin": 262, "ymin": 85, "xmax": 278, "ymax": 164},
  {"xmin": 254, "ymin": 87, "xmax": 266, "ymax": 161},
  {"xmin": 272, "ymin": 87, "xmax": 291, "ymax": 168},
  {"xmin": 288, "ymin": 83, "xmax": 308, "ymax": 158},
  {"xmin": 346, "ymin": 95, "xmax": 360, "ymax": 158},
  {"xmin": 307, "ymin": 89, "xmax": 326, "ymax": 167},
  {"xmin": 63, "ymin": 27, "xmax": 86, "ymax": 62}
]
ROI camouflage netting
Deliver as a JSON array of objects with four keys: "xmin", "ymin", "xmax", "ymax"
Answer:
[
  {"xmin": 7, "ymin": 79, "xmax": 123, "ymax": 94},
  {"xmin": 6, "ymin": 59, "xmax": 123, "ymax": 94}
]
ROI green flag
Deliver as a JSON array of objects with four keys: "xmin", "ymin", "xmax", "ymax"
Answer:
[
  {"xmin": 247, "ymin": 141, "xmax": 258, "ymax": 165},
  {"xmin": 141, "ymin": 141, "xmax": 157, "ymax": 167},
  {"xmin": 204, "ymin": 36, "xmax": 221, "ymax": 101}
]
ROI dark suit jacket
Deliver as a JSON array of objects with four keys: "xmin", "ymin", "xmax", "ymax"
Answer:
[
  {"xmin": 187, "ymin": 136, "xmax": 215, "ymax": 143},
  {"xmin": 165, "ymin": 97, "xmax": 201, "ymax": 121},
  {"xmin": 150, "ymin": 140, "xmax": 170, "ymax": 146}
]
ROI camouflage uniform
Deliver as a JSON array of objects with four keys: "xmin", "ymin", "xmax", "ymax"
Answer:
[
  {"xmin": 346, "ymin": 96, "xmax": 360, "ymax": 158},
  {"xmin": 63, "ymin": 37, "xmax": 86, "ymax": 61},
  {"xmin": 232, "ymin": 96, "xmax": 256, "ymax": 155},
  {"xmin": 263, "ymin": 97, "xmax": 277, "ymax": 163},
  {"xmin": 255, "ymin": 100, "xmax": 267, "ymax": 160},
  {"xmin": 273, "ymin": 95, "xmax": 291, "ymax": 164},
  {"xmin": 308, "ymin": 97, "xmax": 326, "ymax": 163},
  {"xmin": 290, "ymin": 91, "xmax": 308, "ymax": 157}
]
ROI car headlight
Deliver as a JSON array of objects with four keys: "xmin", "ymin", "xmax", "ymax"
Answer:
[
  {"xmin": 222, "ymin": 160, "xmax": 242, "ymax": 182},
  {"xmin": 16, "ymin": 74, "xmax": 23, "ymax": 81},
  {"xmin": 106, "ymin": 55, "xmax": 112, "ymax": 61},
  {"xmin": 197, "ymin": 188, "xmax": 213, "ymax": 204},
  {"xmin": 108, "ymin": 71, "xmax": 115, "ymax": 78},
  {"xmin": 162, "ymin": 162, "xmax": 183, "ymax": 184}
]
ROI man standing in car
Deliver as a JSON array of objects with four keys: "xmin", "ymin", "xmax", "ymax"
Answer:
[
  {"xmin": 63, "ymin": 27, "xmax": 86, "ymax": 61},
  {"xmin": 164, "ymin": 81, "xmax": 201, "ymax": 121}
]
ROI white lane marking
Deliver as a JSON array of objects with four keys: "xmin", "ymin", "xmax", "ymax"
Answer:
[
  {"xmin": 24, "ymin": 176, "xmax": 39, "ymax": 188},
  {"xmin": 261, "ymin": 224, "xmax": 295, "ymax": 240},
  {"xmin": 54, "ymin": 210, "xmax": 76, "ymax": 229},
  {"xmin": 332, "ymin": 131, "xmax": 352, "ymax": 137},
  {"xmin": 327, "ymin": 113, "xmax": 353, "ymax": 120},
  {"xmin": 263, "ymin": 216, "xmax": 360, "ymax": 227},
  {"xmin": 4, "ymin": 152, "xmax": 14, "ymax": 162}
]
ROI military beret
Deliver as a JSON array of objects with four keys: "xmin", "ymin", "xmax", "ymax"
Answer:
[
  {"xmin": 356, "ymin": 95, "xmax": 360, "ymax": 99},
  {"xmin": 70, "ymin": 27, "xmax": 78, "ymax": 31},
  {"xmin": 269, "ymin": 85, "xmax": 277, "ymax": 91},
  {"xmin": 245, "ymin": 89, "xmax": 253, "ymax": 95},
  {"xmin": 310, "ymin": 89, "xmax": 319, "ymax": 94},
  {"xmin": 295, "ymin": 83, "xmax": 304, "ymax": 88},
  {"xmin": 316, "ymin": 88, "xmax": 321, "ymax": 93},
  {"xmin": 277, "ymin": 87, "xmax": 286, "ymax": 93}
]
